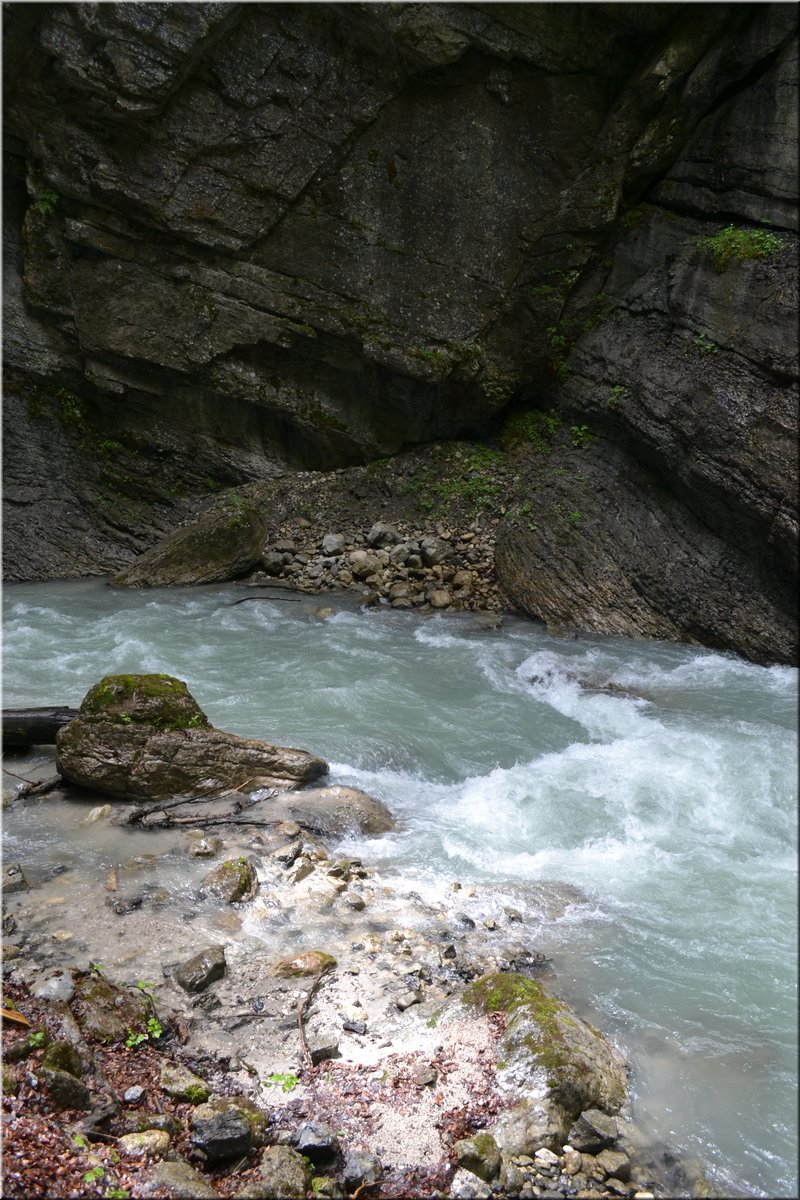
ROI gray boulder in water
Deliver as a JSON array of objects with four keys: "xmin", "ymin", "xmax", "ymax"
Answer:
[
  {"xmin": 275, "ymin": 784, "xmax": 397, "ymax": 837},
  {"xmin": 55, "ymin": 673, "xmax": 327, "ymax": 801}
]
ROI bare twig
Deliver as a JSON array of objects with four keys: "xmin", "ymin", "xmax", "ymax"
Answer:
[
  {"xmin": 297, "ymin": 965, "xmax": 335, "ymax": 1069},
  {"xmin": 231, "ymin": 595, "xmax": 301, "ymax": 605},
  {"xmin": 11, "ymin": 774, "xmax": 64, "ymax": 798}
]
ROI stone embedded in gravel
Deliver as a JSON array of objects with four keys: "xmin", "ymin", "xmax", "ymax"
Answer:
[
  {"xmin": 293, "ymin": 1120, "xmax": 340, "ymax": 1162},
  {"xmin": 159, "ymin": 1060, "xmax": 211, "ymax": 1103},
  {"xmin": 321, "ymin": 532, "xmax": 345, "ymax": 555},
  {"xmin": 351, "ymin": 552, "xmax": 383, "ymax": 580},
  {"xmin": 118, "ymin": 1129, "xmax": 171, "ymax": 1158},
  {"xmin": 175, "ymin": 944, "xmax": 227, "ymax": 993},
  {"xmin": 429, "ymin": 587, "xmax": 452, "ymax": 608},
  {"xmin": 395, "ymin": 988, "xmax": 422, "ymax": 1010},
  {"xmin": 367, "ymin": 522, "xmax": 401, "ymax": 547},
  {"xmin": 342, "ymin": 1148, "xmax": 382, "ymax": 1189},
  {"xmin": 235, "ymin": 1144, "xmax": 310, "ymax": 1199},
  {"xmin": 190, "ymin": 1100, "xmax": 253, "ymax": 1161},
  {"xmin": 40, "ymin": 1066, "xmax": 92, "ymax": 1109},
  {"xmin": 140, "ymin": 1159, "xmax": 223, "ymax": 1197},
  {"xmin": 273, "ymin": 949, "xmax": 336, "ymax": 978}
]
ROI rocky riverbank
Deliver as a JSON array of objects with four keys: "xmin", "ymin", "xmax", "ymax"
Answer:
[{"xmin": 3, "ymin": 752, "xmax": 717, "ymax": 1200}]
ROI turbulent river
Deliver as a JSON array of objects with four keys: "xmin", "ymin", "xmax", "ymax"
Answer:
[{"xmin": 2, "ymin": 579, "xmax": 797, "ymax": 1198}]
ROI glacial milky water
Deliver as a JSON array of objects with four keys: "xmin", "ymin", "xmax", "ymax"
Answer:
[{"xmin": 2, "ymin": 579, "xmax": 797, "ymax": 1197}]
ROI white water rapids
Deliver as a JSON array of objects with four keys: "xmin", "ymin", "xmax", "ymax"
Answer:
[{"xmin": 2, "ymin": 579, "xmax": 797, "ymax": 1197}]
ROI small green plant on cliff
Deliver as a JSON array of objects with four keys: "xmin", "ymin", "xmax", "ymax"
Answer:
[
  {"xmin": 570, "ymin": 424, "xmax": 593, "ymax": 448},
  {"xmin": 606, "ymin": 385, "xmax": 627, "ymax": 409},
  {"xmin": 502, "ymin": 407, "xmax": 562, "ymax": 454},
  {"xmin": 691, "ymin": 332, "xmax": 719, "ymax": 356},
  {"xmin": 697, "ymin": 224, "xmax": 785, "ymax": 272},
  {"xmin": 546, "ymin": 322, "xmax": 572, "ymax": 380},
  {"xmin": 33, "ymin": 188, "xmax": 59, "ymax": 217}
]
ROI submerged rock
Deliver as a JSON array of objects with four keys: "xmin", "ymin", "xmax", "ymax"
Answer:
[{"xmin": 56, "ymin": 674, "xmax": 327, "ymax": 800}]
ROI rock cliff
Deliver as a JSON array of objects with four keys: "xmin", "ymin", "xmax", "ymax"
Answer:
[{"xmin": 3, "ymin": 3, "xmax": 797, "ymax": 663}]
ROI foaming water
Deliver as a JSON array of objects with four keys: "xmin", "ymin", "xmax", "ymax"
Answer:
[{"xmin": 2, "ymin": 579, "xmax": 797, "ymax": 1198}]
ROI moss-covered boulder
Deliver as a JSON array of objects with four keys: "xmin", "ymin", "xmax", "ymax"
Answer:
[
  {"xmin": 463, "ymin": 972, "xmax": 627, "ymax": 1157},
  {"xmin": 55, "ymin": 673, "xmax": 328, "ymax": 800},
  {"xmin": 110, "ymin": 500, "xmax": 267, "ymax": 588},
  {"xmin": 203, "ymin": 858, "xmax": 259, "ymax": 904}
]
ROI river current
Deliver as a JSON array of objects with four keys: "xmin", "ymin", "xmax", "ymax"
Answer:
[{"xmin": 2, "ymin": 579, "xmax": 797, "ymax": 1198}]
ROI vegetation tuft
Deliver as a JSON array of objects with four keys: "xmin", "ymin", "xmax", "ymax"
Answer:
[{"xmin": 697, "ymin": 225, "xmax": 785, "ymax": 272}]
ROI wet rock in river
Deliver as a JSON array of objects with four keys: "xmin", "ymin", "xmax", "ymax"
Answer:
[
  {"xmin": 56, "ymin": 674, "xmax": 328, "ymax": 801},
  {"xmin": 273, "ymin": 950, "xmax": 336, "ymax": 978},
  {"xmin": 174, "ymin": 944, "xmax": 227, "ymax": 993},
  {"xmin": 4, "ymin": 863, "xmax": 29, "ymax": 894},
  {"xmin": 203, "ymin": 858, "xmax": 259, "ymax": 904},
  {"xmin": 275, "ymin": 784, "xmax": 396, "ymax": 837}
]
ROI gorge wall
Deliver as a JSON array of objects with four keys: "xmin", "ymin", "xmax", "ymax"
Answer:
[{"xmin": 2, "ymin": 2, "xmax": 797, "ymax": 664}]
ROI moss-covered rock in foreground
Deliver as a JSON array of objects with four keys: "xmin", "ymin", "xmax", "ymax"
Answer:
[
  {"xmin": 56, "ymin": 673, "xmax": 328, "ymax": 801},
  {"xmin": 464, "ymin": 972, "xmax": 627, "ymax": 1157}
]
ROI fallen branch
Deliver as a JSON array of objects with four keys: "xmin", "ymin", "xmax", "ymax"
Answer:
[
  {"xmin": 16, "ymin": 774, "xmax": 64, "ymax": 799},
  {"xmin": 230, "ymin": 595, "xmax": 301, "ymax": 605},
  {"xmin": 297, "ymin": 964, "xmax": 335, "ymax": 1069}
]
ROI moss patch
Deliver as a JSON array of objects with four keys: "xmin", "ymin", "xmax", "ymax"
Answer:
[
  {"xmin": 79, "ymin": 674, "xmax": 210, "ymax": 731},
  {"xmin": 462, "ymin": 971, "xmax": 557, "ymax": 1017}
]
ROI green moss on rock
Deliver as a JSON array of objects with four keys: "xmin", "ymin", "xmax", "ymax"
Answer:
[
  {"xmin": 463, "ymin": 971, "xmax": 557, "ymax": 1017},
  {"xmin": 80, "ymin": 673, "xmax": 210, "ymax": 731}
]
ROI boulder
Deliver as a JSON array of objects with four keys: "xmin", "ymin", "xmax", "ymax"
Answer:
[
  {"xmin": 56, "ymin": 674, "xmax": 327, "ymax": 801},
  {"xmin": 463, "ymin": 973, "xmax": 627, "ymax": 1156},
  {"xmin": 110, "ymin": 500, "xmax": 267, "ymax": 587},
  {"xmin": 174, "ymin": 945, "xmax": 227, "ymax": 993},
  {"xmin": 273, "ymin": 785, "xmax": 397, "ymax": 837}
]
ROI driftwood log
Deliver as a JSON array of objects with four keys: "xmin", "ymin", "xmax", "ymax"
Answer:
[{"xmin": 2, "ymin": 707, "xmax": 78, "ymax": 747}]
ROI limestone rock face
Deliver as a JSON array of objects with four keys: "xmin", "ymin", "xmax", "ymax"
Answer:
[
  {"xmin": 3, "ymin": 3, "xmax": 797, "ymax": 663},
  {"xmin": 55, "ymin": 674, "xmax": 328, "ymax": 800}
]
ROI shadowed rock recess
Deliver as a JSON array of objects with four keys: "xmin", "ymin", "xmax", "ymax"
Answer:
[{"xmin": 3, "ymin": 3, "xmax": 797, "ymax": 663}]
